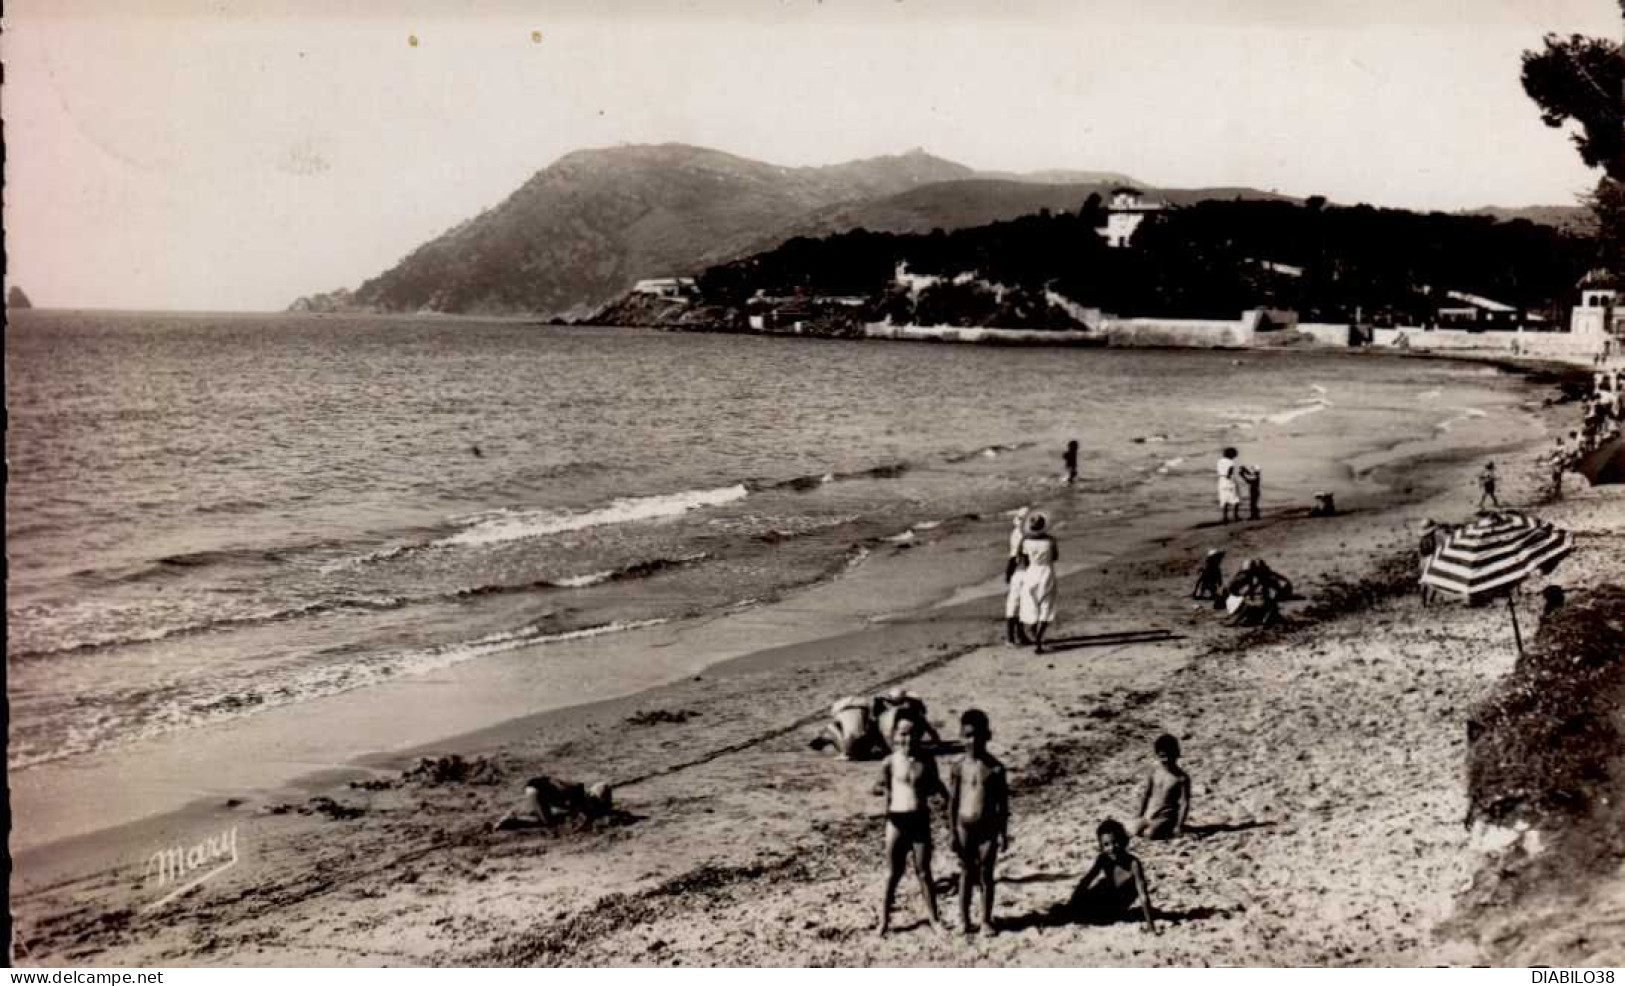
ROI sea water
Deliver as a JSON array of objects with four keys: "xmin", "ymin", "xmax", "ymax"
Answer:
[{"xmin": 5, "ymin": 312, "xmax": 1521, "ymax": 768}]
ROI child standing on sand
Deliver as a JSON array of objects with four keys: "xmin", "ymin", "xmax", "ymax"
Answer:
[
  {"xmin": 1478, "ymin": 462, "xmax": 1500, "ymax": 509},
  {"xmin": 1005, "ymin": 554, "xmax": 1032, "ymax": 646},
  {"xmin": 1238, "ymin": 463, "xmax": 1262, "ymax": 520},
  {"xmin": 1192, "ymin": 549, "xmax": 1225, "ymax": 601},
  {"xmin": 1133, "ymin": 734, "xmax": 1190, "ymax": 840},
  {"xmin": 875, "ymin": 717, "xmax": 949, "ymax": 936},
  {"xmin": 950, "ymin": 709, "xmax": 1010, "ymax": 938},
  {"xmin": 1069, "ymin": 819, "xmax": 1158, "ymax": 932}
]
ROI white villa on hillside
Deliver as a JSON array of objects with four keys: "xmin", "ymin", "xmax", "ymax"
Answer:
[
  {"xmin": 1099, "ymin": 187, "xmax": 1162, "ymax": 248},
  {"xmin": 632, "ymin": 277, "xmax": 696, "ymax": 298}
]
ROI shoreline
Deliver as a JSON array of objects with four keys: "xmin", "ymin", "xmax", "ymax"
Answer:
[
  {"xmin": 11, "ymin": 356, "xmax": 1609, "ymax": 966},
  {"xmin": 10, "ymin": 352, "xmax": 1539, "ymax": 857}
]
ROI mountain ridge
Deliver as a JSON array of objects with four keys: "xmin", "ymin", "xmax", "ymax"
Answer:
[{"xmin": 290, "ymin": 144, "xmax": 1589, "ymax": 317}]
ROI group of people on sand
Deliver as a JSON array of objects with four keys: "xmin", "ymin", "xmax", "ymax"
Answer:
[
  {"xmin": 1216, "ymin": 447, "xmax": 1262, "ymax": 524},
  {"xmin": 1191, "ymin": 550, "xmax": 1294, "ymax": 627},
  {"xmin": 1548, "ymin": 370, "xmax": 1624, "ymax": 499},
  {"xmin": 820, "ymin": 687, "xmax": 1191, "ymax": 937}
]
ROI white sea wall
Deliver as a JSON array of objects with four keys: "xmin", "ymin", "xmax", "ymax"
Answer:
[{"xmin": 1373, "ymin": 327, "xmax": 1607, "ymax": 359}]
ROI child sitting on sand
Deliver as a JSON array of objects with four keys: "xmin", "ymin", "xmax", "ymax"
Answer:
[
  {"xmin": 875, "ymin": 717, "xmax": 950, "ymax": 936},
  {"xmin": 1068, "ymin": 819, "xmax": 1157, "ymax": 932},
  {"xmin": 1192, "ymin": 549, "xmax": 1225, "ymax": 601},
  {"xmin": 875, "ymin": 688, "xmax": 942, "ymax": 753},
  {"xmin": 1133, "ymin": 734, "xmax": 1190, "ymax": 840},
  {"xmin": 1224, "ymin": 558, "xmax": 1293, "ymax": 627},
  {"xmin": 949, "ymin": 709, "xmax": 1010, "ymax": 938},
  {"xmin": 1006, "ymin": 554, "xmax": 1033, "ymax": 646}
]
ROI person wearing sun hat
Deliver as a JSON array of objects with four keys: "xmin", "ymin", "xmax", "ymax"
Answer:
[{"xmin": 1017, "ymin": 511, "xmax": 1059, "ymax": 653}]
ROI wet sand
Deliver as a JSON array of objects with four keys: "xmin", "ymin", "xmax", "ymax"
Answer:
[{"xmin": 12, "ymin": 356, "xmax": 1619, "ymax": 966}]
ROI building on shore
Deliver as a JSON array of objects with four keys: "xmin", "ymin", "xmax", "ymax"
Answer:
[
  {"xmin": 1570, "ymin": 285, "xmax": 1621, "ymax": 342},
  {"xmin": 1099, "ymin": 187, "xmax": 1163, "ymax": 248},
  {"xmin": 1436, "ymin": 290, "xmax": 1516, "ymax": 328},
  {"xmin": 632, "ymin": 277, "xmax": 697, "ymax": 299}
]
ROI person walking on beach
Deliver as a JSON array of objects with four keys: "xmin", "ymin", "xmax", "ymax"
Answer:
[
  {"xmin": 1017, "ymin": 512, "xmax": 1059, "ymax": 654},
  {"xmin": 1063, "ymin": 440, "xmax": 1080, "ymax": 485},
  {"xmin": 1238, "ymin": 463, "xmax": 1262, "ymax": 520},
  {"xmin": 1217, "ymin": 448, "xmax": 1242, "ymax": 523},
  {"xmin": 1549, "ymin": 438, "xmax": 1571, "ymax": 501},
  {"xmin": 950, "ymin": 709, "xmax": 1010, "ymax": 937},
  {"xmin": 1005, "ymin": 554, "xmax": 1033, "ymax": 646},
  {"xmin": 1005, "ymin": 507, "xmax": 1030, "ymax": 583},
  {"xmin": 875, "ymin": 717, "xmax": 949, "ymax": 937},
  {"xmin": 1477, "ymin": 462, "xmax": 1500, "ymax": 509}
]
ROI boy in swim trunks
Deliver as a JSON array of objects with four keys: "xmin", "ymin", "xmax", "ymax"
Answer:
[
  {"xmin": 949, "ymin": 709, "xmax": 1010, "ymax": 937},
  {"xmin": 1132, "ymin": 734, "xmax": 1190, "ymax": 840},
  {"xmin": 1069, "ymin": 818, "xmax": 1158, "ymax": 932},
  {"xmin": 874, "ymin": 717, "xmax": 949, "ymax": 936}
]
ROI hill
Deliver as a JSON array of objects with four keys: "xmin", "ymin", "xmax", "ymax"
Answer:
[
  {"xmin": 336, "ymin": 144, "xmax": 972, "ymax": 317},
  {"xmin": 588, "ymin": 196, "xmax": 1594, "ymax": 332},
  {"xmin": 1458, "ymin": 204, "xmax": 1596, "ymax": 234},
  {"xmin": 8, "ymin": 286, "xmax": 33, "ymax": 309}
]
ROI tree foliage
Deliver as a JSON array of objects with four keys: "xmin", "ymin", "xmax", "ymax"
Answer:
[
  {"xmin": 694, "ymin": 199, "xmax": 1593, "ymax": 327},
  {"xmin": 1520, "ymin": 33, "xmax": 1624, "ymax": 182}
]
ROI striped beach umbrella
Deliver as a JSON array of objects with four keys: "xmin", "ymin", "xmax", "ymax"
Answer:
[{"xmin": 1421, "ymin": 510, "xmax": 1572, "ymax": 605}]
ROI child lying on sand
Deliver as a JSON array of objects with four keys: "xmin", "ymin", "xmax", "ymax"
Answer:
[
  {"xmin": 1068, "ymin": 819, "xmax": 1158, "ymax": 933},
  {"xmin": 876, "ymin": 717, "xmax": 950, "ymax": 936},
  {"xmin": 1133, "ymin": 734, "xmax": 1190, "ymax": 840},
  {"xmin": 809, "ymin": 695, "xmax": 880, "ymax": 760},
  {"xmin": 950, "ymin": 709, "xmax": 1010, "ymax": 937},
  {"xmin": 494, "ymin": 776, "xmax": 614, "ymax": 830}
]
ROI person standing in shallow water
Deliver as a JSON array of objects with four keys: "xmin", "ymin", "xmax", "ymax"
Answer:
[
  {"xmin": 1063, "ymin": 440, "xmax": 1080, "ymax": 485},
  {"xmin": 1018, "ymin": 513, "xmax": 1058, "ymax": 654}
]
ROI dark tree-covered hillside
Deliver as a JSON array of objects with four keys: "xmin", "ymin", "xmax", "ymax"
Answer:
[{"xmin": 696, "ymin": 197, "xmax": 1595, "ymax": 326}]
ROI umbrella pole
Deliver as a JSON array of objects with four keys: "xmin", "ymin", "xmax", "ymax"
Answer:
[{"xmin": 1507, "ymin": 595, "xmax": 1523, "ymax": 657}]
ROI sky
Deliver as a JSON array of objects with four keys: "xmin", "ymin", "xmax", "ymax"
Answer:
[{"xmin": 3, "ymin": 0, "xmax": 1619, "ymax": 312}]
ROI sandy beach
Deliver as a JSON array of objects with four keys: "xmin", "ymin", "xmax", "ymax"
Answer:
[{"xmin": 11, "ymin": 353, "xmax": 1622, "ymax": 967}]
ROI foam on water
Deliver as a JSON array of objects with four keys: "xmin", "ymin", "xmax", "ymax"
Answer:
[
  {"xmin": 9, "ymin": 617, "xmax": 670, "ymax": 769},
  {"xmin": 440, "ymin": 484, "xmax": 750, "ymax": 548}
]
